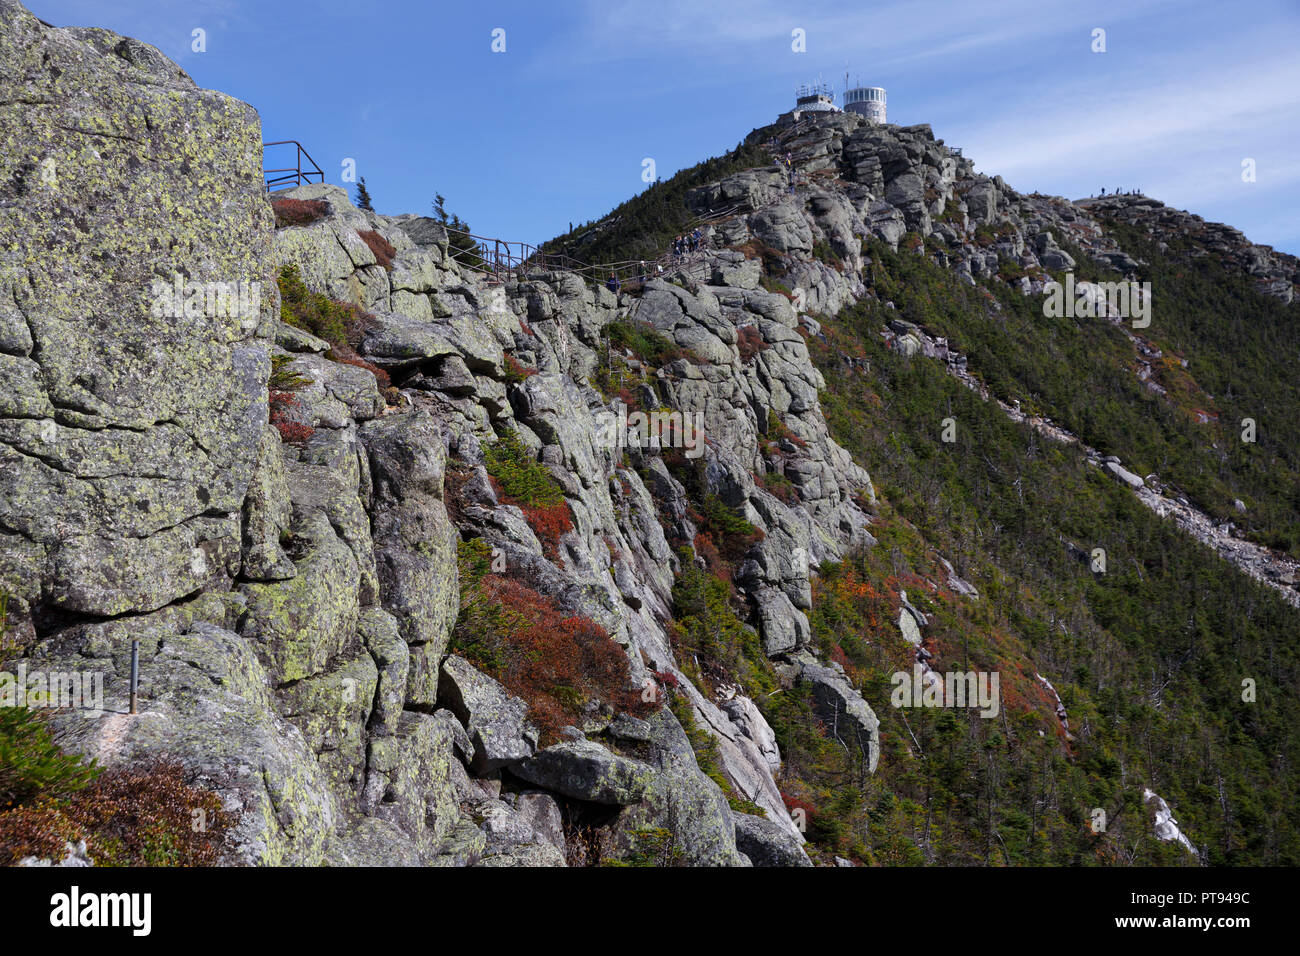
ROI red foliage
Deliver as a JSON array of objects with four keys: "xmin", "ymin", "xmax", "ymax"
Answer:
[
  {"xmin": 273, "ymin": 421, "xmax": 315, "ymax": 446},
  {"xmin": 0, "ymin": 759, "xmax": 232, "ymax": 866},
  {"xmin": 736, "ymin": 324, "xmax": 770, "ymax": 363},
  {"xmin": 521, "ymin": 501, "xmax": 574, "ymax": 562},
  {"xmin": 780, "ymin": 791, "xmax": 818, "ymax": 822},
  {"xmin": 693, "ymin": 531, "xmax": 729, "ymax": 582},
  {"xmin": 504, "ymin": 353, "xmax": 538, "ymax": 382},
  {"xmin": 269, "ymin": 390, "xmax": 314, "ymax": 446},
  {"xmin": 357, "ymin": 229, "xmax": 396, "ymax": 270},
  {"xmin": 271, "ymin": 197, "xmax": 330, "ymax": 228},
  {"xmin": 470, "ymin": 575, "xmax": 651, "ymax": 743},
  {"xmin": 653, "ymin": 669, "xmax": 680, "ymax": 690}
]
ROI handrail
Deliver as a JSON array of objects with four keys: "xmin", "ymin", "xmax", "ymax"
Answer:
[
  {"xmin": 444, "ymin": 224, "xmax": 719, "ymax": 286},
  {"xmin": 263, "ymin": 140, "xmax": 325, "ymax": 190}
]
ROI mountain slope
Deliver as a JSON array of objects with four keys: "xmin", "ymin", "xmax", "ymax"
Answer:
[{"xmin": 3, "ymin": 0, "xmax": 1297, "ymax": 867}]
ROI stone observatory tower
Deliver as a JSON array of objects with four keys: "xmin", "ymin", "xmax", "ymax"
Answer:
[{"xmin": 844, "ymin": 85, "xmax": 887, "ymax": 123}]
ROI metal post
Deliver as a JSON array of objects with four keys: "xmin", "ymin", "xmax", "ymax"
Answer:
[{"xmin": 129, "ymin": 639, "xmax": 139, "ymax": 715}]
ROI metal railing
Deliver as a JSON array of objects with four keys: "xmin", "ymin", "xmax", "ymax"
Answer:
[
  {"xmin": 263, "ymin": 140, "xmax": 325, "ymax": 190},
  {"xmin": 444, "ymin": 226, "xmax": 719, "ymax": 287}
]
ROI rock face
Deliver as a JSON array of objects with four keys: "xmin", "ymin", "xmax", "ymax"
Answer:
[
  {"xmin": 0, "ymin": 0, "xmax": 275, "ymax": 618},
  {"xmin": 10, "ymin": 1, "xmax": 1281, "ymax": 867},
  {"xmin": 0, "ymin": 1, "xmax": 866, "ymax": 865}
]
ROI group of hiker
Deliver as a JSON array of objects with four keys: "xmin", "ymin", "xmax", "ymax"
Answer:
[
  {"xmin": 606, "ymin": 226, "xmax": 706, "ymax": 295},
  {"xmin": 672, "ymin": 228, "xmax": 703, "ymax": 258},
  {"xmin": 1097, "ymin": 187, "xmax": 1142, "ymax": 197},
  {"xmin": 779, "ymin": 151, "xmax": 797, "ymax": 194}
]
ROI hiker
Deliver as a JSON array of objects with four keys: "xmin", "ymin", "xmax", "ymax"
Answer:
[
  {"xmin": 693, "ymin": 227, "xmax": 702, "ymax": 251},
  {"xmin": 606, "ymin": 273, "xmax": 620, "ymax": 295},
  {"xmin": 638, "ymin": 260, "xmax": 647, "ymax": 282}
]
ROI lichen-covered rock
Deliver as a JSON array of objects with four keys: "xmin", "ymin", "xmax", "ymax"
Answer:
[
  {"xmin": 0, "ymin": 0, "xmax": 275, "ymax": 615},
  {"xmin": 734, "ymin": 813, "xmax": 813, "ymax": 867},
  {"xmin": 604, "ymin": 709, "xmax": 749, "ymax": 866},
  {"xmin": 360, "ymin": 411, "xmax": 460, "ymax": 706},
  {"xmin": 361, "ymin": 710, "xmax": 480, "ymax": 863},
  {"xmin": 438, "ymin": 654, "xmax": 539, "ymax": 772},
  {"xmin": 25, "ymin": 597, "xmax": 339, "ymax": 865},
  {"xmin": 512, "ymin": 739, "xmax": 655, "ymax": 805}
]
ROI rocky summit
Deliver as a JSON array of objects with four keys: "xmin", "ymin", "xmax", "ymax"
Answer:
[{"xmin": 2, "ymin": 0, "xmax": 1298, "ymax": 873}]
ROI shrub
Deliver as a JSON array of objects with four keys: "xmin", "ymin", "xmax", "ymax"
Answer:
[
  {"xmin": 503, "ymin": 353, "xmax": 537, "ymax": 384},
  {"xmin": 812, "ymin": 239, "xmax": 843, "ymax": 270},
  {"xmin": 357, "ymin": 229, "xmax": 396, "ymax": 271},
  {"xmin": 484, "ymin": 430, "xmax": 565, "ymax": 508},
  {"xmin": 696, "ymin": 495, "xmax": 764, "ymax": 562},
  {"xmin": 603, "ymin": 320, "xmax": 686, "ymax": 368},
  {"xmin": 0, "ymin": 708, "xmax": 99, "ymax": 811},
  {"xmin": 277, "ymin": 265, "xmax": 375, "ymax": 351},
  {"xmin": 0, "ymin": 758, "xmax": 233, "ymax": 866},
  {"xmin": 767, "ymin": 408, "xmax": 808, "ymax": 449},
  {"xmin": 272, "ymin": 421, "xmax": 315, "ymax": 446},
  {"xmin": 332, "ymin": 353, "xmax": 392, "ymax": 390},
  {"xmin": 276, "ymin": 265, "xmax": 391, "ymax": 391},
  {"xmin": 269, "ymin": 390, "xmax": 314, "ymax": 446},
  {"xmin": 670, "ymin": 557, "xmax": 767, "ymax": 690},
  {"xmin": 736, "ymin": 324, "xmax": 769, "ymax": 363},
  {"xmin": 756, "ymin": 468, "xmax": 800, "ymax": 505},
  {"xmin": 271, "ymin": 197, "xmax": 329, "ymax": 228},
  {"xmin": 269, "ymin": 354, "xmax": 310, "ymax": 391},
  {"xmin": 452, "ymin": 540, "xmax": 649, "ymax": 743}
]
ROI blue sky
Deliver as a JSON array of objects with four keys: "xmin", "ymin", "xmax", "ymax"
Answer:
[{"xmin": 28, "ymin": 0, "xmax": 1300, "ymax": 255}]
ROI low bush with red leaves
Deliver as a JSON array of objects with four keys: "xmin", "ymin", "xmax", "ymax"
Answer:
[
  {"xmin": 271, "ymin": 197, "xmax": 330, "ymax": 228},
  {"xmin": 454, "ymin": 540, "xmax": 651, "ymax": 743},
  {"xmin": 332, "ymin": 352, "xmax": 392, "ymax": 389},
  {"xmin": 357, "ymin": 229, "xmax": 396, "ymax": 270},
  {"xmin": 503, "ymin": 353, "xmax": 538, "ymax": 384},
  {"xmin": 736, "ymin": 324, "xmax": 769, "ymax": 363},
  {"xmin": 0, "ymin": 758, "xmax": 233, "ymax": 866},
  {"xmin": 269, "ymin": 390, "xmax": 314, "ymax": 446}
]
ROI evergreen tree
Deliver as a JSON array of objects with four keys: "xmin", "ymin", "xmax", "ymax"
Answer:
[{"xmin": 355, "ymin": 177, "xmax": 374, "ymax": 212}]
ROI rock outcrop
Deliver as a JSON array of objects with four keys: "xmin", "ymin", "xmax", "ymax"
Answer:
[{"xmin": 7, "ymin": 0, "xmax": 1288, "ymax": 867}]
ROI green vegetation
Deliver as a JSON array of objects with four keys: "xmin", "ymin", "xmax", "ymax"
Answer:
[
  {"xmin": 431, "ymin": 192, "xmax": 482, "ymax": 270},
  {"xmin": 604, "ymin": 319, "xmax": 686, "ymax": 367},
  {"xmin": 630, "ymin": 198, "xmax": 1300, "ymax": 864},
  {"xmin": 861, "ymin": 233, "xmax": 1300, "ymax": 553},
  {"xmin": 669, "ymin": 557, "xmax": 770, "ymax": 694},
  {"xmin": 269, "ymin": 353, "xmax": 311, "ymax": 391},
  {"xmin": 796, "ymin": 258, "xmax": 1300, "ymax": 864},
  {"xmin": 484, "ymin": 429, "xmax": 565, "ymax": 508},
  {"xmin": 541, "ymin": 142, "xmax": 770, "ymax": 264},
  {"xmin": 0, "ymin": 708, "xmax": 99, "ymax": 811},
  {"xmin": 277, "ymin": 264, "xmax": 373, "ymax": 349}
]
